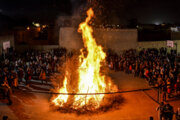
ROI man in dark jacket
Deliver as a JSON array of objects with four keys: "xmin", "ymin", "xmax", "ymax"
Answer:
[{"xmin": 164, "ymin": 103, "xmax": 174, "ymax": 120}]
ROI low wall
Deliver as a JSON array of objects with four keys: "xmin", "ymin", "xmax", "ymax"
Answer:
[
  {"xmin": 15, "ymin": 41, "xmax": 180, "ymax": 54},
  {"xmin": 59, "ymin": 27, "xmax": 138, "ymax": 54},
  {"xmin": 15, "ymin": 45, "xmax": 59, "ymax": 52},
  {"xmin": 137, "ymin": 40, "xmax": 180, "ymax": 53}
]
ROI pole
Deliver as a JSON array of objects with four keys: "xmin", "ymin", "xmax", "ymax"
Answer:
[
  {"xmin": 175, "ymin": 43, "xmax": 177, "ymax": 55},
  {"xmin": 158, "ymin": 87, "xmax": 161, "ymax": 120}
]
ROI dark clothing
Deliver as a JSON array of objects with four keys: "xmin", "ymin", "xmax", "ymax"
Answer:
[
  {"xmin": 164, "ymin": 104, "xmax": 174, "ymax": 120},
  {"xmin": 2, "ymin": 86, "xmax": 12, "ymax": 105}
]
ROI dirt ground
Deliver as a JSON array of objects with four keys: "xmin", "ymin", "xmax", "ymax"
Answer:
[{"xmin": 0, "ymin": 71, "xmax": 180, "ymax": 120}]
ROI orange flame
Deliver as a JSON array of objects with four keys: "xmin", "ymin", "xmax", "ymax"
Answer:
[
  {"xmin": 73, "ymin": 8, "xmax": 106, "ymax": 108},
  {"xmin": 52, "ymin": 72, "xmax": 69, "ymax": 106},
  {"xmin": 52, "ymin": 8, "xmax": 107, "ymax": 109}
]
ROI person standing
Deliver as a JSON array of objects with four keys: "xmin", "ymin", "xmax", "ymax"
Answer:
[
  {"xmin": 164, "ymin": 103, "xmax": 174, "ymax": 120},
  {"xmin": 26, "ymin": 67, "xmax": 32, "ymax": 86},
  {"xmin": 167, "ymin": 78, "xmax": 171, "ymax": 98},
  {"xmin": 13, "ymin": 72, "xmax": 18, "ymax": 89},
  {"xmin": 157, "ymin": 75, "xmax": 163, "ymax": 88},
  {"xmin": 2, "ymin": 76, "xmax": 12, "ymax": 105},
  {"xmin": 162, "ymin": 80, "xmax": 167, "ymax": 102},
  {"xmin": 0, "ymin": 68, "xmax": 4, "ymax": 85},
  {"xmin": 156, "ymin": 102, "xmax": 165, "ymax": 120},
  {"xmin": 39, "ymin": 69, "xmax": 46, "ymax": 84},
  {"xmin": 176, "ymin": 108, "xmax": 180, "ymax": 120},
  {"xmin": 18, "ymin": 68, "xmax": 24, "ymax": 83}
]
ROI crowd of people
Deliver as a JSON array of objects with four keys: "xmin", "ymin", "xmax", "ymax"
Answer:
[
  {"xmin": 107, "ymin": 47, "xmax": 180, "ymax": 120},
  {"xmin": 1, "ymin": 47, "xmax": 180, "ymax": 101},
  {"xmin": 0, "ymin": 48, "xmax": 67, "ymax": 104},
  {"xmin": 107, "ymin": 48, "xmax": 180, "ymax": 100},
  {"xmin": 0, "ymin": 47, "xmax": 179, "ymax": 119}
]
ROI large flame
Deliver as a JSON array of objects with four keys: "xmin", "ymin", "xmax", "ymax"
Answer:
[
  {"xmin": 73, "ymin": 8, "xmax": 106, "ymax": 108},
  {"xmin": 52, "ymin": 8, "xmax": 107, "ymax": 109}
]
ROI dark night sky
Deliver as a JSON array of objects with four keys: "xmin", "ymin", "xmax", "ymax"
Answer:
[
  {"xmin": 132, "ymin": 0, "xmax": 180, "ymax": 24},
  {"xmin": 0, "ymin": 0, "xmax": 180, "ymax": 25}
]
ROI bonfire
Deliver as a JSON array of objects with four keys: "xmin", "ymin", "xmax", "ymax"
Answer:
[{"xmin": 51, "ymin": 8, "xmax": 120, "ymax": 113}]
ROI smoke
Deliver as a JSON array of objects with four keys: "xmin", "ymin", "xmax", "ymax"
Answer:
[{"xmin": 70, "ymin": 0, "xmax": 88, "ymax": 16}]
